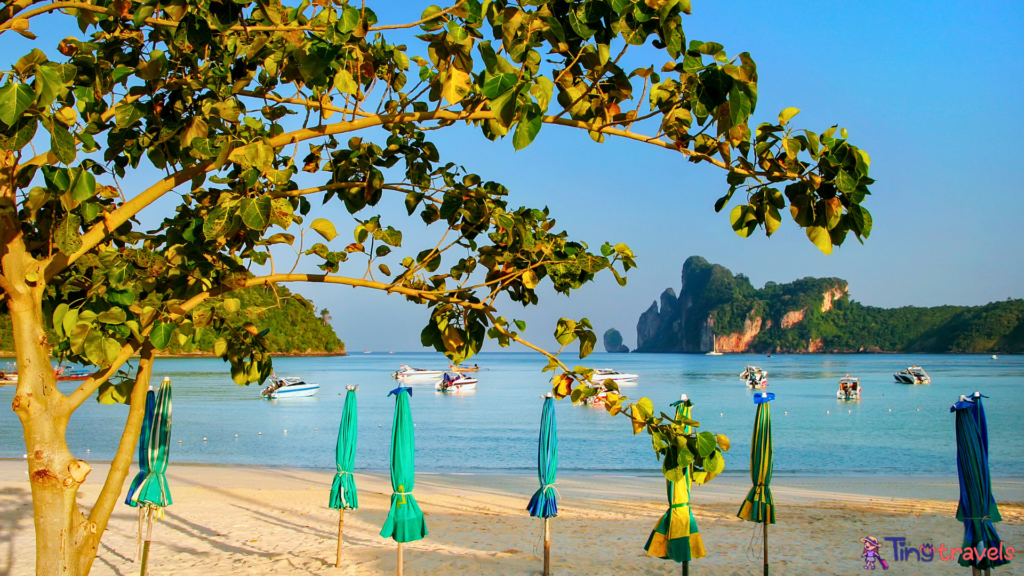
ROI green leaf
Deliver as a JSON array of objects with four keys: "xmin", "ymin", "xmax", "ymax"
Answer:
[
  {"xmin": 482, "ymin": 73, "xmax": 517, "ymax": 99},
  {"xmin": 97, "ymin": 380, "xmax": 134, "ymax": 405},
  {"xmin": 806, "ymin": 226, "xmax": 833, "ymax": 255},
  {"xmin": 54, "ymin": 214, "xmax": 82, "ymax": 255},
  {"xmin": 579, "ymin": 330, "xmax": 596, "ymax": 359},
  {"xmin": 214, "ymin": 337, "xmax": 229, "ymax": 357},
  {"xmin": 68, "ymin": 168, "xmax": 96, "ymax": 202},
  {"xmin": 97, "ymin": 308, "xmax": 126, "ymax": 324},
  {"xmin": 240, "ymin": 196, "xmax": 271, "ymax": 230},
  {"xmin": 0, "ymin": 83, "xmax": 35, "ymax": 125},
  {"xmin": 333, "ymin": 70, "xmax": 358, "ymax": 94},
  {"xmin": 203, "ymin": 205, "xmax": 232, "ymax": 240},
  {"xmin": 729, "ymin": 204, "xmax": 757, "ymax": 238},
  {"xmin": 696, "ymin": 430, "xmax": 717, "ymax": 457},
  {"xmin": 224, "ymin": 298, "xmax": 241, "ymax": 312},
  {"xmin": 107, "ymin": 288, "xmax": 135, "ymax": 306},
  {"xmin": 310, "ymin": 218, "xmax": 338, "ymax": 241},
  {"xmin": 149, "ymin": 322, "xmax": 174, "ymax": 350},
  {"xmin": 33, "ymin": 64, "xmax": 64, "ymax": 109},
  {"xmin": 514, "ymin": 319, "xmax": 527, "ymax": 332},
  {"xmin": 554, "ymin": 318, "xmax": 577, "ymax": 345},
  {"xmin": 836, "ymin": 169, "xmax": 858, "ymax": 193},
  {"xmin": 778, "ymin": 107, "xmax": 800, "ymax": 126},
  {"xmin": 49, "ymin": 122, "xmax": 76, "ymax": 164},
  {"xmin": 512, "ymin": 104, "xmax": 542, "ymax": 150}
]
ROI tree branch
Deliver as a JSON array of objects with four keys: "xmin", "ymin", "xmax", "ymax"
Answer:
[{"xmin": 79, "ymin": 343, "xmax": 155, "ymax": 575}]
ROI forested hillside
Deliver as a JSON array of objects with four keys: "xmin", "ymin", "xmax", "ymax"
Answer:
[
  {"xmin": 0, "ymin": 286, "xmax": 344, "ymax": 356},
  {"xmin": 636, "ymin": 256, "xmax": 1024, "ymax": 353}
]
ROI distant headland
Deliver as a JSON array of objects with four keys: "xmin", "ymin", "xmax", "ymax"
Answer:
[{"xmin": 612, "ymin": 256, "xmax": 1023, "ymax": 354}]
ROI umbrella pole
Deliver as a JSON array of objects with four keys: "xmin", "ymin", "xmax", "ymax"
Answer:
[
  {"xmin": 763, "ymin": 523, "xmax": 769, "ymax": 576},
  {"xmin": 140, "ymin": 507, "xmax": 155, "ymax": 576},
  {"xmin": 397, "ymin": 542, "xmax": 403, "ymax": 576},
  {"xmin": 682, "ymin": 560, "xmax": 688, "ymax": 576},
  {"xmin": 543, "ymin": 518, "xmax": 551, "ymax": 576},
  {"xmin": 336, "ymin": 508, "xmax": 344, "ymax": 567}
]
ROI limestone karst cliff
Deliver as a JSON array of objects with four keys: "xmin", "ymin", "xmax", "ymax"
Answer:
[{"xmin": 633, "ymin": 256, "xmax": 1024, "ymax": 354}]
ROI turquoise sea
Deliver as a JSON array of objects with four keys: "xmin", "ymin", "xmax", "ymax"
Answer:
[{"xmin": 1, "ymin": 353, "xmax": 1022, "ymax": 477}]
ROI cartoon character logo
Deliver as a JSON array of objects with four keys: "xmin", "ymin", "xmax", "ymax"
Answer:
[{"xmin": 861, "ymin": 537, "xmax": 889, "ymax": 570}]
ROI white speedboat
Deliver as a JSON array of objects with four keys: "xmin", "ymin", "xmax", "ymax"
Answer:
[
  {"xmin": 392, "ymin": 364, "xmax": 444, "ymax": 381},
  {"xmin": 435, "ymin": 373, "xmax": 478, "ymax": 393},
  {"xmin": 894, "ymin": 366, "xmax": 930, "ymax": 385},
  {"xmin": 744, "ymin": 366, "xmax": 768, "ymax": 389},
  {"xmin": 261, "ymin": 376, "xmax": 320, "ymax": 399},
  {"xmin": 580, "ymin": 385, "xmax": 609, "ymax": 407},
  {"xmin": 591, "ymin": 369, "xmax": 639, "ymax": 385},
  {"xmin": 837, "ymin": 375, "xmax": 861, "ymax": 401}
]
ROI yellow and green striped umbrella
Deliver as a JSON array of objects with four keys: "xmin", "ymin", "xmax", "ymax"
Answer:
[
  {"xmin": 645, "ymin": 396, "xmax": 705, "ymax": 563},
  {"xmin": 738, "ymin": 391, "xmax": 775, "ymax": 576}
]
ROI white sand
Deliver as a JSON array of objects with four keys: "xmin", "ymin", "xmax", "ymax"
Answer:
[{"xmin": 1, "ymin": 461, "xmax": 1021, "ymax": 575}]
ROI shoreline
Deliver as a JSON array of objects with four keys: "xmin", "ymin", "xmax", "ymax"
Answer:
[{"xmin": 2, "ymin": 462, "xmax": 1022, "ymax": 575}]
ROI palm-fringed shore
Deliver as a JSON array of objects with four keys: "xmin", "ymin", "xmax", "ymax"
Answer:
[{"xmin": 1, "ymin": 462, "xmax": 1020, "ymax": 575}]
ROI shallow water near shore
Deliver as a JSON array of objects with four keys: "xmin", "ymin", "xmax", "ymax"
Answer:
[{"xmin": 1, "ymin": 352, "xmax": 1022, "ymax": 477}]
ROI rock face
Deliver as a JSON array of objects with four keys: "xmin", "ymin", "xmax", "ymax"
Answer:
[
  {"xmin": 634, "ymin": 256, "xmax": 848, "ymax": 353},
  {"xmin": 603, "ymin": 328, "xmax": 630, "ymax": 353}
]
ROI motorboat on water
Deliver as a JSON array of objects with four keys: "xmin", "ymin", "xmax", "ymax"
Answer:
[
  {"xmin": 54, "ymin": 365, "xmax": 90, "ymax": 381},
  {"xmin": 435, "ymin": 373, "xmax": 478, "ymax": 393},
  {"xmin": 392, "ymin": 364, "xmax": 445, "ymax": 381},
  {"xmin": 579, "ymin": 384, "xmax": 610, "ymax": 407},
  {"xmin": 450, "ymin": 363, "xmax": 480, "ymax": 373},
  {"xmin": 743, "ymin": 365, "xmax": 768, "ymax": 389},
  {"xmin": 591, "ymin": 368, "xmax": 639, "ymax": 385},
  {"xmin": 0, "ymin": 363, "xmax": 18, "ymax": 385},
  {"xmin": 894, "ymin": 366, "xmax": 930, "ymax": 385},
  {"xmin": 837, "ymin": 375, "xmax": 861, "ymax": 401},
  {"xmin": 261, "ymin": 376, "xmax": 320, "ymax": 399}
]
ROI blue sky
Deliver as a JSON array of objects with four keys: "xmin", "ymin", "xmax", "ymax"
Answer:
[{"xmin": 19, "ymin": 1, "xmax": 1024, "ymax": 352}]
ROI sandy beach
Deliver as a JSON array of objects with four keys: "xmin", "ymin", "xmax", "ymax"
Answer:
[{"xmin": 1, "ymin": 461, "xmax": 1021, "ymax": 575}]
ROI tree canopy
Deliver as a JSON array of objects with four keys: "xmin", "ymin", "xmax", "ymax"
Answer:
[{"xmin": 0, "ymin": 1, "xmax": 874, "ymax": 573}]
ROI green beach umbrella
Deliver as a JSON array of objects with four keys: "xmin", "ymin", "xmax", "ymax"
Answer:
[
  {"xmin": 952, "ymin": 391, "xmax": 1009, "ymax": 573},
  {"xmin": 381, "ymin": 386, "xmax": 427, "ymax": 575},
  {"xmin": 527, "ymin": 394, "xmax": 558, "ymax": 576},
  {"xmin": 330, "ymin": 385, "xmax": 359, "ymax": 566},
  {"xmin": 737, "ymin": 391, "xmax": 775, "ymax": 576},
  {"xmin": 130, "ymin": 377, "xmax": 173, "ymax": 576},
  {"xmin": 645, "ymin": 394, "xmax": 706, "ymax": 575}
]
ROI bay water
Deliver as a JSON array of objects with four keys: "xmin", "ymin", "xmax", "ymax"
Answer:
[{"xmin": 1, "ymin": 352, "xmax": 1021, "ymax": 477}]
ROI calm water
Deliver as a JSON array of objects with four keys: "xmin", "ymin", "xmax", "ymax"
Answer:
[{"xmin": 1, "ymin": 353, "xmax": 1022, "ymax": 477}]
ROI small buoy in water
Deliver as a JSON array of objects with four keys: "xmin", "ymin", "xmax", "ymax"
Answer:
[
  {"xmin": 314, "ymin": 428, "xmax": 317, "ymax": 431},
  {"xmin": 784, "ymin": 411, "xmax": 788, "ymax": 415},
  {"xmin": 86, "ymin": 449, "xmax": 90, "ymax": 453},
  {"xmin": 379, "ymin": 424, "xmax": 382, "ymax": 427},
  {"xmin": 888, "ymin": 409, "xmax": 892, "ymax": 412},
  {"xmin": 235, "ymin": 434, "xmax": 238, "ymax": 438},
  {"xmin": 22, "ymin": 454, "xmax": 27, "ymax": 459},
  {"xmin": 826, "ymin": 411, "xmax": 830, "ymax": 414},
  {"xmin": 720, "ymin": 413, "xmax": 723, "ymax": 417},
  {"xmin": 258, "ymin": 432, "xmax": 262, "ymax": 436},
  {"xmin": 203, "ymin": 438, "xmax": 207, "ymax": 442},
  {"xmin": 283, "ymin": 430, "xmax": 287, "ymax": 434},
  {"xmin": 917, "ymin": 408, "xmax": 920, "ymax": 411},
  {"xmin": 178, "ymin": 440, "xmax": 182, "ymax": 444},
  {"xmin": 848, "ymin": 410, "xmax": 851, "ymax": 413}
]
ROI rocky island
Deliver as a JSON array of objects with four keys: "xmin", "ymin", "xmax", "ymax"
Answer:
[{"xmin": 635, "ymin": 256, "xmax": 1024, "ymax": 354}]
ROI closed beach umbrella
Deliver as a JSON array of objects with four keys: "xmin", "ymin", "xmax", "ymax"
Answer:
[
  {"xmin": 737, "ymin": 391, "xmax": 775, "ymax": 576},
  {"xmin": 130, "ymin": 377, "xmax": 173, "ymax": 576},
  {"xmin": 124, "ymin": 389, "xmax": 155, "ymax": 564},
  {"xmin": 381, "ymin": 387, "xmax": 427, "ymax": 576},
  {"xmin": 645, "ymin": 394, "xmax": 705, "ymax": 574},
  {"xmin": 331, "ymin": 385, "xmax": 359, "ymax": 566},
  {"xmin": 951, "ymin": 392, "xmax": 1008, "ymax": 574},
  {"xmin": 527, "ymin": 394, "xmax": 558, "ymax": 576}
]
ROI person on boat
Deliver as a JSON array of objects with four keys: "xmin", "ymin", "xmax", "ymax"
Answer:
[{"xmin": 474, "ymin": 364, "xmax": 479, "ymax": 370}]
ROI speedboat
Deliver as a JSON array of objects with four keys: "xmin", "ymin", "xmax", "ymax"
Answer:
[
  {"xmin": 54, "ymin": 365, "xmax": 90, "ymax": 381},
  {"xmin": 435, "ymin": 373, "xmax": 478, "ymax": 393},
  {"xmin": 450, "ymin": 363, "xmax": 480, "ymax": 373},
  {"xmin": 740, "ymin": 366, "xmax": 764, "ymax": 379},
  {"xmin": 0, "ymin": 363, "xmax": 18, "ymax": 385},
  {"xmin": 392, "ymin": 364, "xmax": 444, "ymax": 381},
  {"xmin": 744, "ymin": 366, "xmax": 768, "ymax": 389},
  {"xmin": 261, "ymin": 376, "xmax": 320, "ymax": 399},
  {"xmin": 579, "ymin": 384, "xmax": 609, "ymax": 407},
  {"xmin": 894, "ymin": 366, "xmax": 930, "ymax": 385},
  {"xmin": 591, "ymin": 369, "xmax": 639, "ymax": 385},
  {"xmin": 837, "ymin": 375, "xmax": 861, "ymax": 401}
]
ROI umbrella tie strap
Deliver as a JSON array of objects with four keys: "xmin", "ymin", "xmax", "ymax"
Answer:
[
  {"xmin": 541, "ymin": 483, "xmax": 561, "ymax": 500},
  {"xmin": 670, "ymin": 503, "xmax": 690, "ymax": 509},
  {"xmin": 964, "ymin": 516, "xmax": 991, "ymax": 520}
]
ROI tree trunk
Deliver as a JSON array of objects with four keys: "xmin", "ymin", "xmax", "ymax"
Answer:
[{"xmin": 8, "ymin": 290, "xmax": 90, "ymax": 575}]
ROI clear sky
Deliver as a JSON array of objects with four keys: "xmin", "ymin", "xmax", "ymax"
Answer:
[{"xmin": 21, "ymin": 1, "xmax": 1024, "ymax": 352}]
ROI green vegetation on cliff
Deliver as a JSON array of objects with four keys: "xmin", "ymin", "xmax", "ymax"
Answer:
[
  {"xmin": 637, "ymin": 256, "xmax": 1024, "ymax": 353},
  {"xmin": 0, "ymin": 286, "xmax": 344, "ymax": 356}
]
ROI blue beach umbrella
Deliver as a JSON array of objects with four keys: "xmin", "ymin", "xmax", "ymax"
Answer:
[
  {"xmin": 951, "ymin": 392, "xmax": 1009, "ymax": 571},
  {"xmin": 527, "ymin": 394, "xmax": 558, "ymax": 576},
  {"xmin": 330, "ymin": 385, "xmax": 359, "ymax": 566},
  {"xmin": 125, "ymin": 377, "xmax": 173, "ymax": 575}
]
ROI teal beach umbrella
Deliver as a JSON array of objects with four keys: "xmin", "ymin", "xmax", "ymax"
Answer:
[
  {"xmin": 737, "ymin": 391, "xmax": 775, "ymax": 576},
  {"xmin": 330, "ymin": 385, "xmax": 359, "ymax": 566},
  {"xmin": 125, "ymin": 390, "xmax": 155, "ymax": 508},
  {"xmin": 381, "ymin": 387, "xmax": 427, "ymax": 575},
  {"xmin": 951, "ymin": 392, "xmax": 1008, "ymax": 572},
  {"xmin": 527, "ymin": 394, "xmax": 558, "ymax": 575},
  {"xmin": 128, "ymin": 377, "xmax": 173, "ymax": 576}
]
